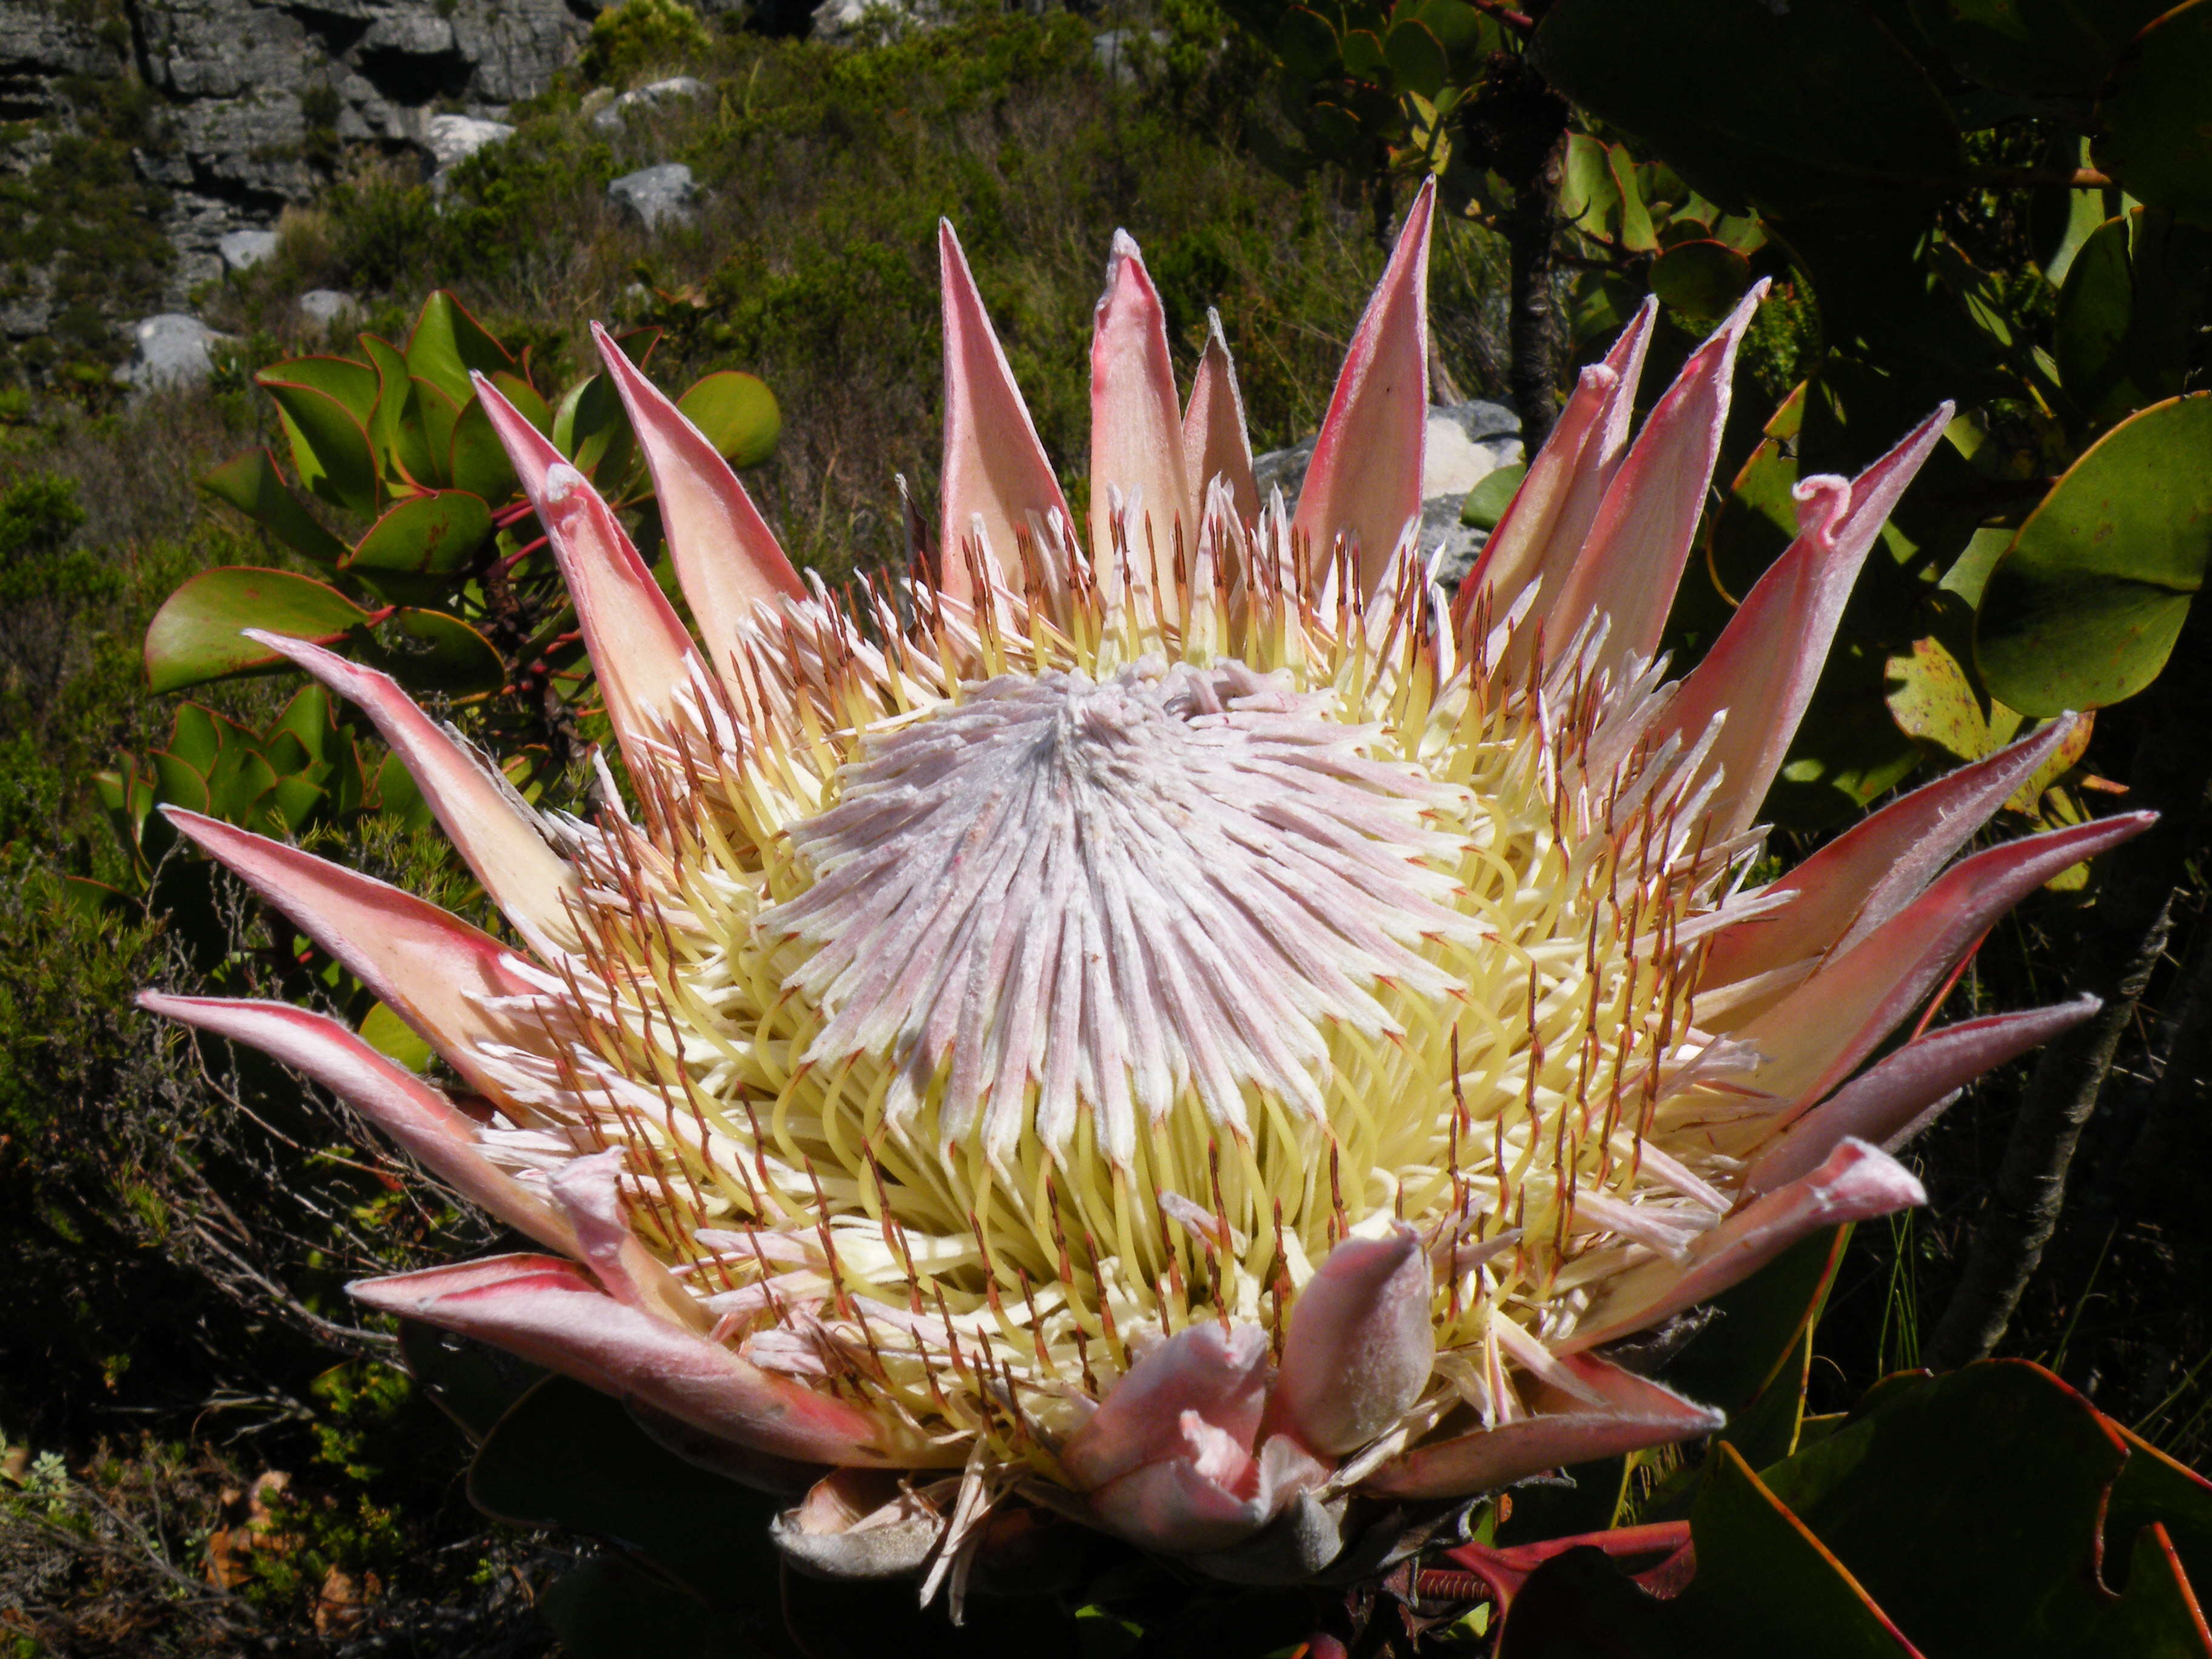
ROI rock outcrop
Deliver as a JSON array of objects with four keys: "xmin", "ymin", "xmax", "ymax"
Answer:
[{"xmin": 1, "ymin": 0, "xmax": 589, "ymax": 360}]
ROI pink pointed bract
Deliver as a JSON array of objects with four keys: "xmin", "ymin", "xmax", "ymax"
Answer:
[{"xmin": 142, "ymin": 183, "xmax": 2147, "ymax": 1594}]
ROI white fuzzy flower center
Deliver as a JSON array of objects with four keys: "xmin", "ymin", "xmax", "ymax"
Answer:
[{"xmin": 764, "ymin": 657, "xmax": 1473, "ymax": 1171}]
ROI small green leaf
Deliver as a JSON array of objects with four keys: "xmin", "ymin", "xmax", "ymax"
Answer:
[
  {"xmin": 345, "ymin": 490, "xmax": 494, "ymax": 575},
  {"xmin": 144, "ymin": 568, "xmax": 372, "ymax": 694},
  {"xmin": 360, "ymin": 1000, "xmax": 434, "ymax": 1071},
  {"xmin": 2094, "ymin": 0, "xmax": 2212, "ymax": 221},
  {"xmin": 1461, "ymin": 462, "xmax": 1526, "ymax": 531},
  {"xmin": 405, "ymin": 291, "xmax": 516, "ymax": 407},
  {"xmin": 1340, "ymin": 25, "xmax": 1384, "ymax": 73},
  {"xmin": 1976, "ymin": 393, "xmax": 2212, "ymax": 714},
  {"xmin": 201, "ymin": 448, "xmax": 351, "ymax": 565},
  {"xmin": 675, "ymin": 371, "xmax": 782, "ymax": 468}
]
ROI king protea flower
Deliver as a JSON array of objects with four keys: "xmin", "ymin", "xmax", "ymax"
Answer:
[{"xmin": 142, "ymin": 183, "xmax": 2146, "ymax": 1597}]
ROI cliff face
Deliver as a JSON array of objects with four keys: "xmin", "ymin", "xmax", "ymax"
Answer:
[{"xmin": 1, "ymin": 0, "xmax": 588, "ymax": 354}]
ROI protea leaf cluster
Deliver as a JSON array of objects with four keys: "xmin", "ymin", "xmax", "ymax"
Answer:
[{"xmin": 142, "ymin": 183, "xmax": 2148, "ymax": 1598}]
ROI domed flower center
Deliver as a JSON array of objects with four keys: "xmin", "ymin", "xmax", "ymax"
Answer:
[{"xmin": 763, "ymin": 657, "xmax": 1473, "ymax": 1171}]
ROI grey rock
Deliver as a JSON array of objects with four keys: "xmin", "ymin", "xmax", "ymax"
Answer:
[
  {"xmin": 298, "ymin": 289, "xmax": 361, "ymax": 325},
  {"xmin": 811, "ymin": 0, "xmax": 928, "ymax": 39},
  {"xmin": 116, "ymin": 315, "xmax": 228, "ymax": 389},
  {"xmin": 423, "ymin": 113, "xmax": 516, "ymax": 173},
  {"xmin": 1250, "ymin": 399, "xmax": 1523, "ymax": 587},
  {"xmin": 589, "ymin": 75, "xmax": 711, "ymax": 133},
  {"xmin": 608, "ymin": 163, "xmax": 697, "ymax": 232},
  {"xmin": 218, "ymin": 229, "xmax": 280, "ymax": 272}
]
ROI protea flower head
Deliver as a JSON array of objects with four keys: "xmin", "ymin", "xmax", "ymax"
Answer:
[{"xmin": 143, "ymin": 182, "xmax": 2148, "ymax": 1598}]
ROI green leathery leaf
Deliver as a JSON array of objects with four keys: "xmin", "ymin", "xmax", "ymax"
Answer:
[
  {"xmin": 1607, "ymin": 146, "xmax": 1657, "ymax": 253},
  {"xmin": 1273, "ymin": 5, "xmax": 1340, "ymax": 78},
  {"xmin": 1384, "ymin": 17, "xmax": 1447, "ymax": 96},
  {"xmin": 270, "ymin": 683, "xmax": 333, "ymax": 765},
  {"xmin": 260, "ymin": 730, "xmax": 312, "ymax": 779},
  {"xmin": 1975, "ymin": 394, "xmax": 2212, "ymax": 714},
  {"xmin": 1885, "ymin": 631, "xmax": 1992, "ymax": 763},
  {"xmin": 468, "ymin": 1376, "xmax": 786, "ymax": 1606},
  {"xmin": 1495, "ymin": 1443, "xmax": 1918, "ymax": 1656},
  {"xmin": 2094, "ymin": 0, "xmax": 2212, "ymax": 223},
  {"xmin": 166, "ymin": 703, "xmax": 223, "ymax": 774},
  {"xmin": 538, "ymin": 1555, "xmax": 740, "ymax": 1659},
  {"xmin": 359, "ymin": 1000, "xmax": 434, "ymax": 1071},
  {"xmin": 201, "ymin": 447, "xmax": 351, "ymax": 565},
  {"xmin": 371, "ymin": 749, "xmax": 432, "ymax": 828},
  {"xmin": 207, "ymin": 748, "xmax": 280, "ymax": 828},
  {"xmin": 148, "ymin": 751, "xmax": 210, "ymax": 817},
  {"xmin": 261, "ymin": 378, "xmax": 380, "ymax": 517},
  {"xmin": 1908, "ymin": 0, "xmax": 2169, "ymax": 96},
  {"xmin": 1461, "ymin": 461, "xmax": 1526, "ymax": 531},
  {"xmin": 1416, "ymin": 0, "xmax": 1484, "ymax": 56},
  {"xmin": 366, "ymin": 609, "xmax": 505, "ymax": 697},
  {"xmin": 1650, "ymin": 239, "xmax": 1753, "ymax": 325},
  {"xmin": 1758, "ymin": 1362, "xmax": 2212, "ymax": 1654},
  {"xmin": 2109, "ymin": 1423, "xmax": 2212, "ymax": 1591},
  {"xmin": 397, "ymin": 1322, "xmax": 546, "ymax": 1444},
  {"xmin": 1560, "ymin": 132, "xmax": 1621, "ymax": 240},
  {"xmin": 144, "ymin": 568, "xmax": 372, "ymax": 693},
  {"xmin": 409, "ymin": 378, "xmax": 463, "ymax": 489},
  {"xmin": 674, "ymin": 371, "xmax": 781, "ymax": 469},
  {"xmin": 563, "ymin": 374, "xmax": 637, "ymax": 491},
  {"xmin": 1766, "ymin": 633, "xmax": 1926, "ymax": 828},
  {"xmin": 488, "ymin": 370, "xmax": 552, "ymax": 435},
  {"xmin": 345, "ymin": 490, "xmax": 494, "ymax": 575},
  {"xmin": 269, "ymin": 773, "xmax": 324, "ymax": 833},
  {"xmin": 1657, "ymin": 1228, "xmax": 1849, "ymax": 1446},
  {"xmin": 2055, "ymin": 210, "xmax": 2210, "ymax": 435},
  {"xmin": 1340, "ymin": 25, "xmax": 1384, "ymax": 73},
  {"xmin": 405, "ymin": 291, "xmax": 515, "ymax": 407},
  {"xmin": 261, "ymin": 354, "xmax": 378, "ymax": 423},
  {"xmin": 360, "ymin": 335, "xmax": 415, "ymax": 482},
  {"xmin": 447, "ymin": 396, "xmax": 518, "ymax": 504},
  {"xmin": 1530, "ymin": 0, "xmax": 1963, "ymax": 220}
]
